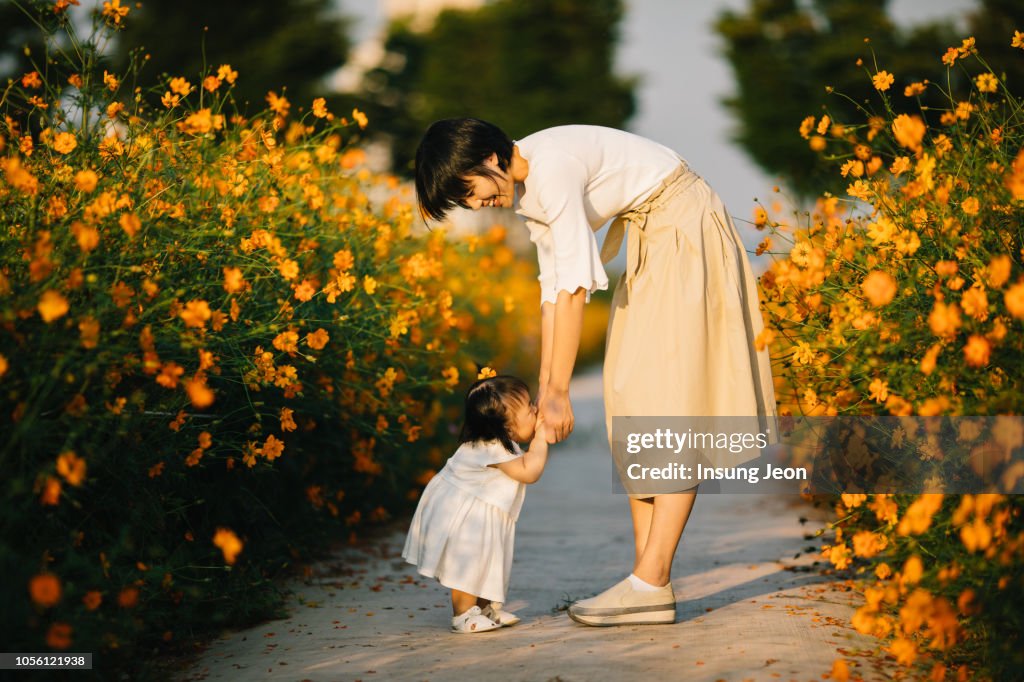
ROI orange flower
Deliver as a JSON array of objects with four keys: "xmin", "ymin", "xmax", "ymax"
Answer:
[
  {"xmin": 919, "ymin": 344, "xmax": 941, "ymax": 375},
  {"xmin": 186, "ymin": 376, "xmax": 215, "ymax": 408},
  {"xmin": 213, "ymin": 528, "xmax": 244, "ymax": 564},
  {"xmin": 223, "ymin": 267, "xmax": 246, "ymax": 293},
  {"xmin": 46, "ymin": 623, "xmax": 73, "ymax": 650},
  {"xmin": 861, "ymin": 271, "xmax": 896, "ymax": 306},
  {"xmin": 40, "ymin": 476, "xmax": 61, "ymax": 505},
  {"xmin": 180, "ymin": 300, "xmax": 212, "ymax": 328},
  {"xmin": 51, "ymin": 131, "xmax": 77, "ymax": 154},
  {"xmin": 892, "ymin": 114, "xmax": 926, "ymax": 151},
  {"xmin": 102, "ymin": 0, "xmax": 129, "ymax": 24},
  {"xmin": 963, "ymin": 335, "xmax": 991, "ymax": 367},
  {"xmin": 29, "ymin": 573, "xmax": 62, "ymax": 607},
  {"xmin": 872, "ymin": 70, "xmax": 895, "ymax": 91},
  {"xmin": 266, "ymin": 91, "xmax": 290, "ymax": 117},
  {"xmin": 118, "ymin": 586, "xmax": 139, "ymax": 608},
  {"xmin": 830, "ymin": 659, "xmax": 850, "ymax": 682},
  {"xmin": 363, "ymin": 276, "xmax": 378, "ymax": 295},
  {"xmin": 56, "ymin": 451, "xmax": 86, "ymax": 486},
  {"xmin": 217, "ymin": 64, "xmax": 238, "ymax": 84},
  {"xmin": 293, "ymin": 279, "xmax": 316, "ymax": 301},
  {"xmin": 38, "ymin": 290, "xmax": 69, "ymax": 322},
  {"xmin": 273, "ymin": 331, "xmax": 299, "ymax": 354},
  {"xmin": 169, "ymin": 77, "xmax": 192, "ymax": 96},
  {"xmin": 70, "ymin": 221, "xmax": 100, "ymax": 253},
  {"xmin": 280, "ymin": 407, "xmax": 297, "ymax": 432},
  {"xmin": 442, "ymin": 366, "xmax": 460, "ymax": 388},
  {"xmin": 352, "ymin": 108, "xmax": 368, "ymax": 129},
  {"xmin": 306, "ymin": 328, "xmax": 329, "ymax": 350},
  {"xmin": 852, "ymin": 530, "xmax": 887, "ymax": 558},
  {"xmin": 928, "ymin": 302, "xmax": 961, "ymax": 339},
  {"xmin": 119, "ymin": 212, "xmax": 141, "ymax": 238},
  {"xmin": 312, "ymin": 97, "xmax": 329, "ymax": 118},
  {"xmin": 262, "ymin": 434, "xmax": 284, "ymax": 461},
  {"xmin": 74, "ymin": 169, "xmax": 99, "ymax": 192},
  {"xmin": 986, "ymin": 255, "xmax": 1012, "ymax": 288},
  {"xmin": 477, "ymin": 366, "xmax": 497, "ymax": 380},
  {"xmin": 1004, "ymin": 282, "xmax": 1024, "ymax": 318},
  {"xmin": 898, "ymin": 496, "xmax": 944, "ymax": 536},
  {"xmin": 82, "ymin": 590, "xmax": 102, "ymax": 611}
]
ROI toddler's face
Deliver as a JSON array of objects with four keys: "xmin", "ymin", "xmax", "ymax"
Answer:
[{"xmin": 510, "ymin": 396, "xmax": 538, "ymax": 443}]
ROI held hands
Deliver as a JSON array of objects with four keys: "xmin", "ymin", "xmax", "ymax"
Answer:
[{"xmin": 540, "ymin": 388, "xmax": 574, "ymax": 444}]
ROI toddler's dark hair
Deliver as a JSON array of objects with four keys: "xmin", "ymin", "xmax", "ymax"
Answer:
[
  {"xmin": 459, "ymin": 375, "xmax": 530, "ymax": 454},
  {"xmin": 415, "ymin": 118, "xmax": 514, "ymax": 222}
]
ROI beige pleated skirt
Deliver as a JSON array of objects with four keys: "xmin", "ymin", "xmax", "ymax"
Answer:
[{"xmin": 601, "ymin": 163, "xmax": 778, "ymax": 496}]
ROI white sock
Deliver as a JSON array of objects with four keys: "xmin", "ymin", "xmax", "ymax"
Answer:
[{"xmin": 628, "ymin": 573, "xmax": 664, "ymax": 591}]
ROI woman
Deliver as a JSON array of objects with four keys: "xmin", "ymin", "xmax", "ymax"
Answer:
[{"xmin": 414, "ymin": 118, "xmax": 776, "ymax": 626}]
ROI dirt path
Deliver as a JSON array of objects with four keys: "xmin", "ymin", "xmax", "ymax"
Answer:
[{"xmin": 179, "ymin": 371, "xmax": 895, "ymax": 682}]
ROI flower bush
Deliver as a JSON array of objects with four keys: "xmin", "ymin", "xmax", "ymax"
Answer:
[
  {"xmin": 0, "ymin": 1, "xmax": 607, "ymax": 671},
  {"xmin": 758, "ymin": 34, "xmax": 1024, "ymax": 680}
]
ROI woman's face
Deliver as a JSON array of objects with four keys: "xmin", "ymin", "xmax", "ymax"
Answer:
[{"xmin": 460, "ymin": 153, "xmax": 515, "ymax": 210}]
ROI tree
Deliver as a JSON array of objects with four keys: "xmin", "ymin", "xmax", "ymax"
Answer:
[
  {"xmin": 357, "ymin": 0, "xmax": 636, "ymax": 175},
  {"xmin": 715, "ymin": 0, "xmax": 1024, "ymax": 199},
  {"xmin": 114, "ymin": 0, "xmax": 351, "ymax": 113}
]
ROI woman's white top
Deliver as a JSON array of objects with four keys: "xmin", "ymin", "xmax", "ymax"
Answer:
[{"xmin": 513, "ymin": 125, "xmax": 683, "ymax": 305}]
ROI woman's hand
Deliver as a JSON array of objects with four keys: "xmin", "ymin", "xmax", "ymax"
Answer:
[{"xmin": 541, "ymin": 388, "xmax": 574, "ymax": 443}]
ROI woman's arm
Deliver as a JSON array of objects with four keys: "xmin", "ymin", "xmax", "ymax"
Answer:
[
  {"xmin": 493, "ymin": 422, "xmax": 550, "ymax": 484},
  {"xmin": 541, "ymin": 286, "xmax": 586, "ymax": 442}
]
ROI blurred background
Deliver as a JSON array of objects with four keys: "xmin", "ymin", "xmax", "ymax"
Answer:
[{"xmin": 4, "ymin": 0, "xmax": 1023, "ymax": 255}]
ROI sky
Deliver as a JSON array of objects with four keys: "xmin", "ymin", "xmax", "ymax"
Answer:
[{"xmin": 338, "ymin": 0, "xmax": 977, "ymax": 259}]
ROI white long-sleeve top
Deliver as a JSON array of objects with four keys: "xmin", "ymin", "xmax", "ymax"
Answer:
[{"xmin": 513, "ymin": 125, "xmax": 684, "ymax": 305}]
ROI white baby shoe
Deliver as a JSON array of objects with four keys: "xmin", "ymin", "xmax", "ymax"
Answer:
[
  {"xmin": 451, "ymin": 605, "xmax": 501, "ymax": 634},
  {"xmin": 482, "ymin": 601, "xmax": 521, "ymax": 626}
]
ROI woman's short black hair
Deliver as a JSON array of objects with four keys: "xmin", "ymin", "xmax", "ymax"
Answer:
[
  {"xmin": 458, "ymin": 375, "xmax": 530, "ymax": 454},
  {"xmin": 414, "ymin": 118, "xmax": 514, "ymax": 222}
]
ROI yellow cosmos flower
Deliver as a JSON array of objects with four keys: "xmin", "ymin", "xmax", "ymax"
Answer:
[
  {"xmin": 442, "ymin": 366, "xmax": 459, "ymax": 388},
  {"xmin": 352, "ymin": 108, "xmax": 368, "ymax": 129},
  {"xmin": 1013, "ymin": 30, "xmax": 1024, "ymax": 49},
  {"xmin": 963, "ymin": 335, "xmax": 991, "ymax": 367},
  {"xmin": 57, "ymin": 451, "xmax": 86, "ymax": 486},
  {"xmin": 213, "ymin": 528, "xmax": 243, "ymax": 564},
  {"xmin": 363, "ymin": 275, "xmax": 378, "ymax": 295},
  {"xmin": 868, "ymin": 378, "xmax": 889, "ymax": 403},
  {"xmin": 223, "ymin": 267, "xmax": 245, "ymax": 293},
  {"xmin": 861, "ymin": 271, "xmax": 897, "ymax": 306},
  {"xmin": 38, "ymin": 290, "xmax": 69, "ymax": 322},
  {"xmin": 180, "ymin": 300, "xmax": 212, "ymax": 328},
  {"xmin": 312, "ymin": 97, "xmax": 329, "ymax": 118},
  {"xmin": 217, "ymin": 64, "xmax": 238, "ymax": 83},
  {"xmin": 975, "ymin": 73, "xmax": 998, "ymax": 93},
  {"xmin": 306, "ymin": 328, "xmax": 329, "ymax": 350},
  {"xmin": 280, "ymin": 407, "xmax": 297, "ymax": 432},
  {"xmin": 74, "ymin": 169, "xmax": 98, "ymax": 192},
  {"xmin": 903, "ymin": 81, "xmax": 927, "ymax": 97},
  {"xmin": 30, "ymin": 573, "xmax": 62, "ymax": 608},
  {"xmin": 102, "ymin": 0, "xmax": 129, "ymax": 24},
  {"xmin": 477, "ymin": 366, "xmax": 497, "ymax": 380},
  {"xmin": 51, "ymin": 132, "xmax": 77, "ymax": 154},
  {"xmin": 892, "ymin": 114, "xmax": 926, "ymax": 151},
  {"xmin": 169, "ymin": 77, "xmax": 192, "ymax": 96},
  {"xmin": 872, "ymin": 70, "xmax": 895, "ymax": 91}
]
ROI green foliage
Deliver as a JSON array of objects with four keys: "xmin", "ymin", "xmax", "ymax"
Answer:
[
  {"xmin": 113, "ymin": 0, "xmax": 351, "ymax": 112},
  {"xmin": 356, "ymin": 0, "xmax": 636, "ymax": 175},
  {"xmin": 715, "ymin": 0, "xmax": 1024, "ymax": 199}
]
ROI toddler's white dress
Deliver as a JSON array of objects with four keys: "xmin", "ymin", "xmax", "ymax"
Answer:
[{"xmin": 402, "ymin": 439, "xmax": 526, "ymax": 603}]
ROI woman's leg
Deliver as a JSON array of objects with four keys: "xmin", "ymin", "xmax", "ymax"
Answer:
[{"xmin": 629, "ymin": 492, "xmax": 698, "ymax": 587}]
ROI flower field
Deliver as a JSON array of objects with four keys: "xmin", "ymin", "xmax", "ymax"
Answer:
[
  {"xmin": 0, "ymin": 2, "xmax": 608, "ymax": 670},
  {"xmin": 759, "ymin": 36, "xmax": 1024, "ymax": 680}
]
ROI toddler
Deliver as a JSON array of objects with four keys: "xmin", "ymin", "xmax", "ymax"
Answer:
[{"xmin": 402, "ymin": 375, "xmax": 549, "ymax": 633}]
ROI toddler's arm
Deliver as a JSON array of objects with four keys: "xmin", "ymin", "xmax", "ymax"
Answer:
[{"xmin": 492, "ymin": 419, "xmax": 550, "ymax": 484}]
